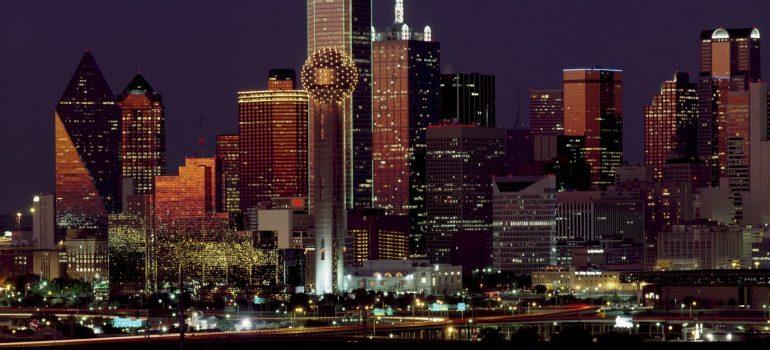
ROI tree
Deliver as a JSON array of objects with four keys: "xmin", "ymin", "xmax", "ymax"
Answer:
[
  {"xmin": 533, "ymin": 285, "xmax": 548, "ymax": 294},
  {"xmin": 477, "ymin": 327, "xmax": 504, "ymax": 343}
]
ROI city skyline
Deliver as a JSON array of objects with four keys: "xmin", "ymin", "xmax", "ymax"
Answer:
[
  {"xmin": 2, "ymin": 0, "xmax": 769, "ymax": 214},
  {"xmin": 3, "ymin": 1, "xmax": 770, "ymax": 346}
]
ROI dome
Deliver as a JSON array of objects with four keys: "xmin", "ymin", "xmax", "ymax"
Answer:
[
  {"xmin": 301, "ymin": 48, "xmax": 358, "ymax": 103},
  {"xmin": 751, "ymin": 28, "xmax": 760, "ymax": 39},
  {"xmin": 712, "ymin": 28, "xmax": 729, "ymax": 40}
]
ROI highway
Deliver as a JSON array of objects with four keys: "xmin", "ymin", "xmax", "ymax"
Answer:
[{"xmin": 0, "ymin": 305, "xmax": 599, "ymax": 348}]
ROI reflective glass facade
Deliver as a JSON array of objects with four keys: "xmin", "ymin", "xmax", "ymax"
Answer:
[
  {"xmin": 307, "ymin": 0, "xmax": 373, "ymax": 209},
  {"xmin": 55, "ymin": 52, "xmax": 120, "ymax": 229}
]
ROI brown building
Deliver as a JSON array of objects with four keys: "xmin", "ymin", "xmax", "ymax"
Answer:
[
  {"xmin": 238, "ymin": 70, "xmax": 308, "ymax": 212},
  {"xmin": 698, "ymin": 28, "xmax": 761, "ymax": 186},
  {"xmin": 118, "ymin": 74, "xmax": 166, "ymax": 195},
  {"xmin": 154, "ymin": 158, "xmax": 217, "ymax": 223},
  {"xmin": 372, "ymin": 19, "xmax": 440, "ymax": 257},
  {"xmin": 216, "ymin": 134, "xmax": 240, "ymax": 213},
  {"xmin": 563, "ymin": 68, "xmax": 623, "ymax": 188}
]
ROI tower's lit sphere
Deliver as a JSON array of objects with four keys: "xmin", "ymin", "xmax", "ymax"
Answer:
[{"xmin": 301, "ymin": 48, "xmax": 358, "ymax": 103}]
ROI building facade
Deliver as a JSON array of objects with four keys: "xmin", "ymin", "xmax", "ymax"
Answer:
[
  {"xmin": 643, "ymin": 72, "xmax": 698, "ymax": 180},
  {"xmin": 372, "ymin": 11, "xmax": 440, "ymax": 258},
  {"xmin": 238, "ymin": 71, "xmax": 308, "ymax": 212},
  {"xmin": 307, "ymin": 0, "xmax": 373, "ymax": 210},
  {"xmin": 492, "ymin": 176, "xmax": 557, "ymax": 274},
  {"xmin": 118, "ymin": 74, "xmax": 166, "ymax": 196},
  {"xmin": 440, "ymin": 73, "xmax": 496, "ymax": 127},
  {"xmin": 563, "ymin": 68, "xmax": 623, "ymax": 188},
  {"xmin": 216, "ymin": 134, "xmax": 240, "ymax": 213},
  {"xmin": 55, "ymin": 51, "xmax": 121, "ymax": 229},
  {"xmin": 426, "ymin": 125, "xmax": 506, "ymax": 274},
  {"xmin": 347, "ymin": 209, "xmax": 409, "ymax": 265},
  {"xmin": 154, "ymin": 158, "xmax": 217, "ymax": 223},
  {"xmin": 530, "ymin": 89, "xmax": 564, "ymax": 136}
]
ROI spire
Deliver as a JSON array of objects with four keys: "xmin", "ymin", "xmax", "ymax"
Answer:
[
  {"xmin": 123, "ymin": 73, "xmax": 154, "ymax": 94},
  {"xmin": 513, "ymin": 89, "xmax": 524, "ymax": 130},
  {"xmin": 395, "ymin": 0, "xmax": 404, "ymax": 24}
]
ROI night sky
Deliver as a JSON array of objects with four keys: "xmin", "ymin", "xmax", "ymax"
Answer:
[{"xmin": 1, "ymin": 0, "xmax": 769, "ymax": 214}]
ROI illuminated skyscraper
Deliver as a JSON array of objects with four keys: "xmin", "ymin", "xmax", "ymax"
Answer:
[
  {"xmin": 529, "ymin": 89, "xmax": 564, "ymax": 136},
  {"xmin": 440, "ymin": 73, "xmax": 496, "ymax": 126},
  {"xmin": 426, "ymin": 125, "xmax": 506, "ymax": 274},
  {"xmin": 55, "ymin": 51, "xmax": 120, "ymax": 229},
  {"xmin": 154, "ymin": 158, "xmax": 217, "ymax": 223},
  {"xmin": 307, "ymin": 0, "xmax": 373, "ymax": 209},
  {"xmin": 698, "ymin": 28, "xmax": 761, "ymax": 186},
  {"xmin": 216, "ymin": 134, "xmax": 240, "ymax": 213},
  {"xmin": 372, "ymin": 3, "xmax": 440, "ymax": 257},
  {"xmin": 118, "ymin": 74, "xmax": 166, "ymax": 195},
  {"xmin": 302, "ymin": 48, "xmax": 358, "ymax": 294},
  {"xmin": 238, "ymin": 70, "xmax": 308, "ymax": 212},
  {"xmin": 563, "ymin": 68, "xmax": 623, "ymax": 188},
  {"xmin": 643, "ymin": 72, "xmax": 698, "ymax": 180}
]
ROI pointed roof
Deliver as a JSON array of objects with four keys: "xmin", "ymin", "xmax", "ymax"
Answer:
[
  {"xmin": 58, "ymin": 51, "xmax": 115, "ymax": 104},
  {"xmin": 123, "ymin": 73, "xmax": 155, "ymax": 94}
]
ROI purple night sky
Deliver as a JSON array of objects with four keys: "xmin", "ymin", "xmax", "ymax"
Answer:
[{"xmin": 0, "ymin": 0, "xmax": 768, "ymax": 214}]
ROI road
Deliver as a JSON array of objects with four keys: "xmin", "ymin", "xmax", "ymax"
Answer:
[{"xmin": 0, "ymin": 305, "xmax": 599, "ymax": 348}]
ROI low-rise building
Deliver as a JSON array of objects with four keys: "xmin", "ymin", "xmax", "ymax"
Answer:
[
  {"xmin": 532, "ymin": 267, "xmax": 636, "ymax": 294},
  {"xmin": 342, "ymin": 260, "xmax": 462, "ymax": 296}
]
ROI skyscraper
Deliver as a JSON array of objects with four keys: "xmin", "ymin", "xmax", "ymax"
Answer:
[
  {"xmin": 698, "ymin": 28, "xmax": 761, "ymax": 186},
  {"xmin": 307, "ymin": 0, "xmax": 373, "ymax": 209},
  {"xmin": 426, "ymin": 125, "xmax": 506, "ymax": 274},
  {"xmin": 238, "ymin": 70, "xmax": 308, "ymax": 212},
  {"xmin": 216, "ymin": 134, "xmax": 240, "ymax": 213},
  {"xmin": 529, "ymin": 89, "xmax": 564, "ymax": 136},
  {"xmin": 118, "ymin": 73, "xmax": 166, "ymax": 195},
  {"xmin": 440, "ymin": 73, "xmax": 496, "ymax": 126},
  {"xmin": 643, "ymin": 72, "xmax": 698, "ymax": 180},
  {"xmin": 372, "ymin": 1, "xmax": 440, "ymax": 258},
  {"xmin": 563, "ymin": 68, "xmax": 623, "ymax": 188},
  {"xmin": 55, "ymin": 51, "xmax": 121, "ymax": 229},
  {"xmin": 492, "ymin": 176, "xmax": 556, "ymax": 274},
  {"xmin": 301, "ymin": 48, "xmax": 358, "ymax": 294}
]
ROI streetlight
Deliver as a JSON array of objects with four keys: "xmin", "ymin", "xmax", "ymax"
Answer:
[{"xmin": 16, "ymin": 212, "xmax": 21, "ymax": 230}]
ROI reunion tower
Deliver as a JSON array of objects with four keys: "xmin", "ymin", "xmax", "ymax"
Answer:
[{"xmin": 302, "ymin": 48, "xmax": 358, "ymax": 295}]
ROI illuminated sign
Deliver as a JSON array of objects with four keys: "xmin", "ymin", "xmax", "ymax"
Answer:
[{"xmin": 112, "ymin": 318, "xmax": 143, "ymax": 328}]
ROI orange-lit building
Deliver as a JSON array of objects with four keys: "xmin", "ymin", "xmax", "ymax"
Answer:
[
  {"xmin": 118, "ymin": 74, "xmax": 166, "ymax": 195},
  {"xmin": 563, "ymin": 68, "xmax": 623, "ymax": 188},
  {"xmin": 372, "ymin": 13, "xmax": 440, "ymax": 257},
  {"xmin": 154, "ymin": 158, "xmax": 217, "ymax": 223},
  {"xmin": 698, "ymin": 28, "xmax": 761, "ymax": 186},
  {"xmin": 216, "ymin": 134, "xmax": 240, "ymax": 213},
  {"xmin": 643, "ymin": 72, "xmax": 698, "ymax": 180},
  {"xmin": 55, "ymin": 51, "xmax": 120, "ymax": 229},
  {"xmin": 238, "ymin": 70, "xmax": 308, "ymax": 212}
]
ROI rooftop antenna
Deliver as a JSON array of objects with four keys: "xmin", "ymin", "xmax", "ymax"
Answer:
[
  {"xmin": 513, "ymin": 89, "xmax": 524, "ymax": 130},
  {"xmin": 395, "ymin": 0, "xmax": 404, "ymax": 24}
]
